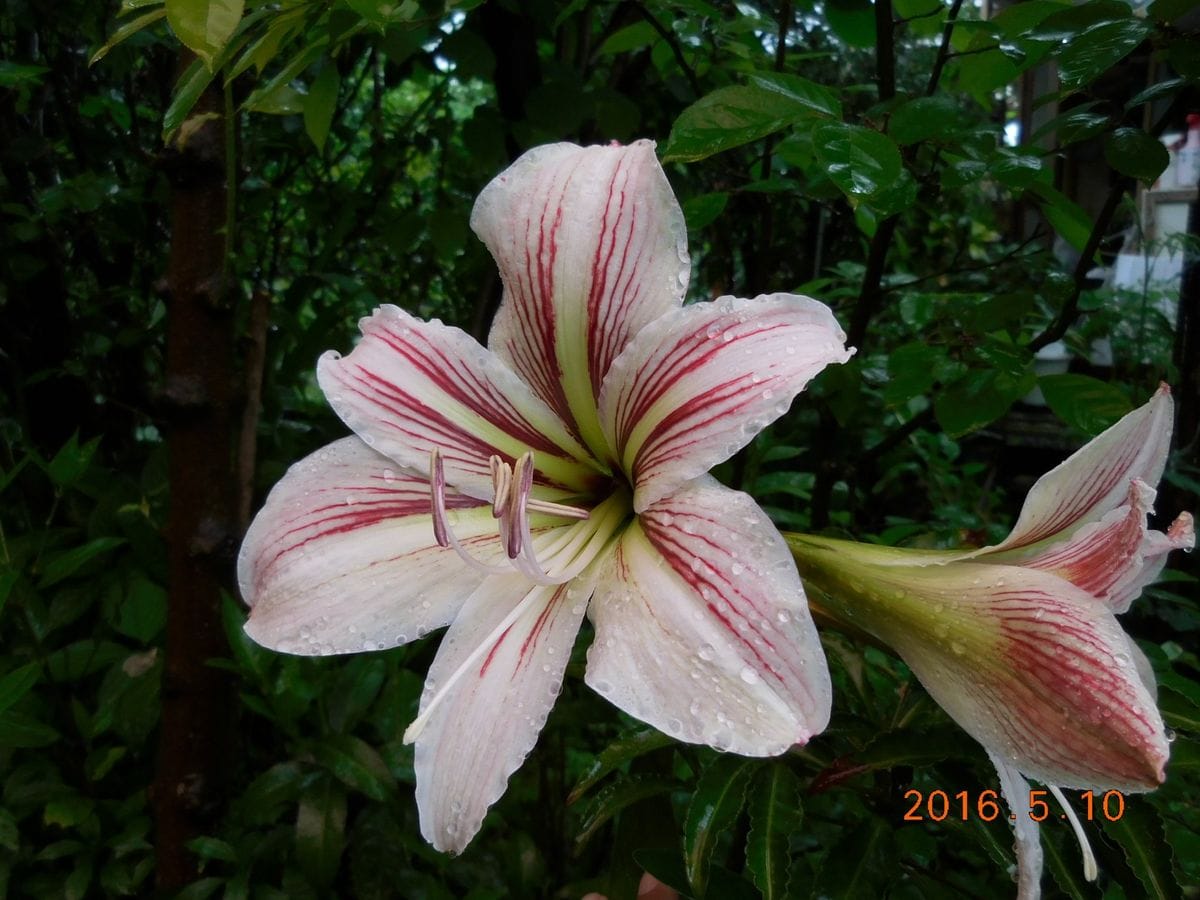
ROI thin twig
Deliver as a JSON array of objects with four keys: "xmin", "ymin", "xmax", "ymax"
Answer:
[
  {"xmin": 925, "ymin": 0, "xmax": 965, "ymax": 96},
  {"xmin": 632, "ymin": 0, "xmax": 702, "ymax": 97}
]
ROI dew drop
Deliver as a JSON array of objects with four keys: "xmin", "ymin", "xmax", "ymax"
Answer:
[
  {"xmin": 697, "ymin": 644, "xmax": 716, "ymax": 661},
  {"xmin": 777, "ymin": 610, "xmax": 791, "ymax": 624},
  {"xmin": 739, "ymin": 666, "xmax": 760, "ymax": 685}
]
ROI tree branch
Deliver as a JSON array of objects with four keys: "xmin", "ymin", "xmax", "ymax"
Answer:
[{"xmin": 925, "ymin": 0, "xmax": 966, "ymax": 96}]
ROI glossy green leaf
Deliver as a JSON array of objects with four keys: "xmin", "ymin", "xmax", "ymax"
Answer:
[
  {"xmin": 574, "ymin": 773, "xmax": 677, "ymax": 850},
  {"xmin": 813, "ymin": 122, "xmax": 903, "ymax": 206},
  {"xmin": 568, "ymin": 728, "xmax": 675, "ymax": 804},
  {"xmin": 684, "ymin": 756, "xmax": 755, "ymax": 896},
  {"xmin": 296, "ymin": 776, "xmax": 347, "ymax": 890},
  {"xmin": 662, "ymin": 84, "xmax": 825, "ymax": 163},
  {"xmin": 1101, "ymin": 801, "xmax": 1182, "ymax": 900},
  {"xmin": 1056, "ymin": 19, "xmax": 1150, "ymax": 90},
  {"xmin": 1043, "ymin": 827, "xmax": 1092, "ymax": 900},
  {"xmin": 746, "ymin": 71, "xmax": 842, "ymax": 120},
  {"xmin": 304, "ymin": 65, "xmax": 340, "ymax": 151},
  {"xmin": 165, "ymin": 0, "xmax": 245, "ymax": 69},
  {"xmin": 889, "ymin": 96, "xmax": 970, "ymax": 145},
  {"xmin": 1105, "ymin": 127, "xmax": 1170, "ymax": 183},
  {"xmin": 162, "ymin": 58, "xmax": 215, "ymax": 137},
  {"xmin": 90, "ymin": 8, "xmax": 167, "ymax": 65},
  {"xmin": 682, "ymin": 192, "xmax": 728, "ymax": 231},
  {"xmin": 745, "ymin": 764, "xmax": 801, "ymax": 900},
  {"xmin": 1039, "ymin": 373, "xmax": 1132, "ymax": 435}
]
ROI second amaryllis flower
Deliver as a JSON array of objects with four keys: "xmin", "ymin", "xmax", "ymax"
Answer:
[
  {"xmin": 790, "ymin": 386, "xmax": 1193, "ymax": 900},
  {"xmin": 238, "ymin": 140, "xmax": 852, "ymax": 853}
]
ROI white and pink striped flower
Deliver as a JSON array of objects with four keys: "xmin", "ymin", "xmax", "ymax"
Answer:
[
  {"xmin": 238, "ymin": 140, "xmax": 853, "ymax": 853},
  {"xmin": 791, "ymin": 386, "xmax": 1193, "ymax": 899}
]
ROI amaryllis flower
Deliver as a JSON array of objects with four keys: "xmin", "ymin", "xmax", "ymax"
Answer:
[
  {"xmin": 239, "ymin": 140, "xmax": 853, "ymax": 853},
  {"xmin": 789, "ymin": 387, "xmax": 1193, "ymax": 899}
]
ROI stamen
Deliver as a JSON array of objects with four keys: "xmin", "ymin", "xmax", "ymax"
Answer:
[
  {"xmin": 1049, "ymin": 785, "xmax": 1098, "ymax": 882},
  {"xmin": 428, "ymin": 449, "xmax": 511, "ymax": 576},
  {"xmin": 489, "ymin": 454, "xmax": 511, "ymax": 518},
  {"xmin": 526, "ymin": 498, "xmax": 590, "ymax": 519}
]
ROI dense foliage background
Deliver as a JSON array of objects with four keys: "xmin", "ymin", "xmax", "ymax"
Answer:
[{"xmin": 1, "ymin": 0, "xmax": 1198, "ymax": 897}]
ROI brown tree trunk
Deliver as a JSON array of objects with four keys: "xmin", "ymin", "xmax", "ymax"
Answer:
[{"xmin": 153, "ymin": 63, "xmax": 237, "ymax": 892}]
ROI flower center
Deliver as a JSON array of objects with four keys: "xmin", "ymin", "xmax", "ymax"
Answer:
[{"xmin": 428, "ymin": 448, "xmax": 625, "ymax": 586}]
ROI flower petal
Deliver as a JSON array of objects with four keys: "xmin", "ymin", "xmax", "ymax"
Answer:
[
  {"xmin": 585, "ymin": 476, "xmax": 831, "ymax": 753},
  {"xmin": 989, "ymin": 753, "xmax": 1043, "ymax": 900},
  {"xmin": 239, "ymin": 437, "xmax": 498, "ymax": 654},
  {"xmin": 993, "ymin": 480, "xmax": 1196, "ymax": 612},
  {"xmin": 597, "ymin": 294, "xmax": 852, "ymax": 512},
  {"xmin": 868, "ymin": 562, "xmax": 1168, "ymax": 791},
  {"xmin": 471, "ymin": 140, "xmax": 689, "ymax": 458},
  {"xmin": 412, "ymin": 573, "xmax": 591, "ymax": 853},
  {"xmin": 987, "ymin": 385, "xmax": 1174, "ymax": 552},
  {"xmin": 316, "ymin": 304, "xmax": 597, "ymax": 497}
]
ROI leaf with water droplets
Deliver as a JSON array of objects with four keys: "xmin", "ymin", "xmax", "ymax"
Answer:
[
  {"xmin": 684, "ymin": 755, "xmax": 756, "ymax": 896},
  {"xmin": 1100, "ymin": 800, "xmax": 1182, "ymax": 900}
]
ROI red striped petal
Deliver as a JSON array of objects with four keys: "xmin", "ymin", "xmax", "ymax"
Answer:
[
  {"xmin": 990, "ymin": 386, "xmax": 1174, "ymax": 551},
  {"xmin": 316, "ymin": 305, "xmax": 596, "ymax": 497},
  {"xmin": 413, "ymin": 574, "xmax": 591, "ymax": 853},
  {"xmin": 875, "ymin": 563, "xmax": 1169, "ymax": 791},
  {"xmin": 472, "ymin": 141, "xmax": 689, "ymax": 455},
  {"xmin": 997, "ymin": 481, "xmax": 1196, "ymax": 612},
  {"xmin": 585, "ymin": 476, "xmax": 830, "ymax": 753},
  {"xmin": 239, "ymin": 437, "xmax": 496, "ymax": 654},
  {"xmin": 598, "ymin": 294, "xmax": 852, "ymax": 512}
]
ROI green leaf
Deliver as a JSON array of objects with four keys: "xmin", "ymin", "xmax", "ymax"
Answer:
[
  {"xmin": 0, "ymin": 664, "xmax": 40, "ymax": 715},
  {"xmin": 296, "ymin": 776, "xmax": 346, "ymax": 890},
  {"xmin": 186, "ymin": 837, "xmax": 238, "ymax": 862},
  {"xmin": 682, "ymin": 193, "xmax": 729, "ymax": 231},
  {"xmin": 1056, "ymin": 19, "xmax": 1150, "ymax": 90},
  {"xmin": 90, "ymin": 9, "xmax": 168, "ymax": 65},
  {"xmin": 662, "ymin": 83, "xmax": 826, "ymax": 163},
  {"xmin": 574, "ymin": 773, "xmax": 677, "ymax": 850},
  {"xmin": 684, "ymin": 756, "xmax": 755, "ymax": 896},
  {"xmin": 38, "ymin": 537, "xmax": 125, "ymax": 588},
  {"xmin": 885, "ymin": 342, "xmax": 942, "ymax": 406},
  {"xmin": 0, "ymin": 808, "xmax": 18, "ymax": 852},
  {"xmin": 813, "ymin": 123, "xmax": 903, "ymax": 206},
  {"xmin": 165, "ymin": 0, "xmax": 245, "ymax": 69},
  {"xmin": 889, "ymin": 96, "xmax": 970, "ymax": 145},
  {"xmin": 1105, "ymin": 127, "xmax": 1170, "ymax": 183},
  {"xmin": 162, "ymin": 58, "xmax": 216, "ymax": 138},
  {"xmin": 568, "ymin": 728, "xmax": 675, "ymax": 804},
  {"xmin": 746, "ymin": 71, "xmax": 842, "ymax": 120},
  {"xmin": 1101, "ymin": 801, "xmax": 1182, "ymax": 900},
  {"xmin": 0, "ymin": 710, "xmax": 59, "ymax": 747},
  {"xmin": 1038, "ymin": 373, "xmax": 1132, "ymax": 435},
  {"xmin": 745, "ymin": 764, "xmax": 801, "ymax": 900},
  {"xmin": 1043, "ymin": 827, "xmax": 1092, "ymax": 900},
  {"xmin": 1030, "ymin": 102, "xmax": 1110, "ymax": 147},
  {"xmin": 116, "ymin": 577, "xmax": 167, "ymax": 643},
  {"xmin": 826, "ymin": 0, "xmax": 876, "ymax": 48},
  {"xmin": 304, "ymin": 65, "xmax": 340, "ymax": 152},
  {"xmin": 309, "ymin": 734, "xmax": 396, "ymax": 802},
  {"xmin": 597, "ymin": 21, "xmax": 659, "ymax": 55},
  {"xmin": 1029, "ymin": 182, "xmax": 1094, "ymax": 255},
  {"xmin": 46, "ymin": 435, "xmax": 100, "ymax": 487},
  {"xmin": 934, "ymin": 368, "xmax": 1034, "ymax": 437},
  {"xmin": 818, "ymin": 816, "xmax": 897, "ymax": 898}
]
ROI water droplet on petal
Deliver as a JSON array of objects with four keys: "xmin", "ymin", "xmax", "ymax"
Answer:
[{"xmin": 740, "ymin": 666, "xmax": 760, "ymax": 685}]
